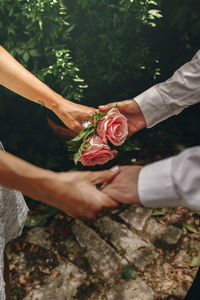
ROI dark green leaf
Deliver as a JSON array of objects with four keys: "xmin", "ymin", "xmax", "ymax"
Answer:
[
  {"xmin": 122, "ymin": 265, "xmax": 137, "ymax": 280},
  {"xmin": 30, "ymin": 49, "xmax": 40, "ymax": 57},
  {"xmin": 23, "ymin": 52, "xmax": 30, "ymax": 62},
  {"xmin": 183, "ymin": 223, "xmax": 197, "ymax": 233},
  {"xmin": 24, "ymin": 214, "xmax": 49, "ymax": 228},
  {"xmin": 152, "ymin": 211, "xmax": 165, "ymax": 217}
]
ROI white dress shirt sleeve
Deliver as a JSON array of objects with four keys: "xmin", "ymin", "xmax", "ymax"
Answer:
[
  {"xmin": 134, "ymin": 50, "xmax": 200, "ymax": 209},
  {"xmin": 134, "ymin": 50, "xmax": 200, "ymax": 128},
  {"xmin": 138, "ymin": 147, "xmax": 200, "ymax": 210}
]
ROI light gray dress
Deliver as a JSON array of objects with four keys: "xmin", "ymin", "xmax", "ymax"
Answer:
[{"xmin": 0, "ymin": 142, "xmax": 29, "ymax": 300}]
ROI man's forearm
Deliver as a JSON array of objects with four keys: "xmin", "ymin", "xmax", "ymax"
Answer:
[
  {"xmin": 138, "ymin": 146, "xmax": 200, "ymax": 210},
  {"xmin": 0, "ymin": 46, "xmax": 65, "ymax": 113},
  {"xmin": 135, "ymin": 50, "xmax": 200, "ymax": 128},
  {"xmin": 0, "ymin": 150, "xmax": 53, "ymax": 201}
]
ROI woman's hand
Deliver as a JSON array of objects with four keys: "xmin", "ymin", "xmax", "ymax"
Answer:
[
  {"xmin": 99, "ymin": 99, "xmax": 147, "ymax": 136},
  {"xmin": 41, "ymin": 167, "xmax": 120, "ymax": 219},
  {"xmin": 0, "ymin": 46, "xmax": 95, "ymax": 134},
  {"xmin": 53, "ymin": 97, "xmax": 95, "ymax": 133},
  {"xmin": 0, "ymin": 150, "xmax": 119, "ymax": 220}
]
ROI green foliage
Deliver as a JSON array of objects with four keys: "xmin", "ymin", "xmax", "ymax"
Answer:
[
  {"xmin": 152, "ymin": 210, "xmax": 165, "ymax": 217},
  {"xmin": 0, "ymin": 0, "xmax": 86, "ymax": 100},
  {"xmin": 6, "ymin": 0, "xmax": 199, "ymax": 173},
  {"xmin": 167, "ymin": 0, "xmax": 200, "ymax": 43},
  {"xmin": 182, "ymin": 223, "xmax": 197, "ymax": 233},
  {"xmin": 122, "ymin": 265, "xmax": 137, "ymax": 279},
  {"xmin": 67, "ymin": 111, "xmax": 106, "ymax": 164},
  {"xmin": 24, "ymin": 207, "xmax": 58, "ymax": 228},
  {"xmin": 67, "ymin": 0, "xmax": 162, "ymax": 100}
]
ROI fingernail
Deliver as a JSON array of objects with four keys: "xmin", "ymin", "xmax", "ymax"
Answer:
[
  {"xmin": 99, "ymin": 105, "xmax": 105, "ymax": 109},
  {"xmin": 111, "ymin": 165, "xmax": 119, "ymax": 173}
]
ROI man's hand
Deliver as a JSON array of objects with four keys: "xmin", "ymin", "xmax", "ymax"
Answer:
[
  {"xmin": 101, "ymin": 165, "xmax": 142, "ymax": 205},
  {"xmin": 99, "ymin": 99, "xmax": 147, "ymax": 136}
]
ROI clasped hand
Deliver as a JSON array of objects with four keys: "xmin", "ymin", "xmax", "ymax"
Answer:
[{"xmin": 101, "ymin": 165, "xmax": 142, "ymax": 206}]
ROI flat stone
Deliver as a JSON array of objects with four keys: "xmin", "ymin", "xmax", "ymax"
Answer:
[
  {"xmin": 119, "ymin": 206, "xmax": 152, "ymax": 231},
  {"xmin": 145, "ymin": 219, "xmax": 182, "ymax": 245},
  {"xmin": 174, "ymin": 250, "xmax": 191, "ymax": 267},
  {"xmin": 25, "ymin": 227, "xmax": 52, "ymax": 250},
  {"xmin": 106, "ymin": 279, "xmax": 154, "ymax": 300},
  {"xmin": 72, "ymin": 221, "xmax": 124, "ymax": 285},
  {"xmin": 95, "ymin": 216, "xmax": 158, "ymax": 269},
  {"xmin": 23, "ymin": 262, "xmax": 86, "ymax": 300}
]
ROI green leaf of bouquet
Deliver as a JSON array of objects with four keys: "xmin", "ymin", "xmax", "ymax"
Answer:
[
  {"xmin": 69, "ymin": 129, "xmax": 87, "ymax": 143},
  {"xmin": 73, "ymin": 139, "xmax": 91, "ymax": 165},
  {"xmin": 117, "ymin": 139, "xmax": 140, "ymax": 152},
  {"xmin": 91, "ymin": 111, "xmax": 106, "ymax": 126},
  {"xmin": 183, "ymin": 223, "xmax": 197, "ymax": 233},
  {"xmin": 74, "ymin": 152, "xmax": 80, "ymax": 165},
  {"xmin": 122, "ymin": 265, "xmax": 137, "ymax": 279}
]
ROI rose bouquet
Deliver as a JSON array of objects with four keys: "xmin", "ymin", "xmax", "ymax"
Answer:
[{"xmin": 67, "ymin": 108, "xmax": 136, "ymax": 166}]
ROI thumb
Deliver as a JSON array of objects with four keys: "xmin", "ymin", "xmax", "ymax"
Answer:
[
  {"xmin": 98, "ymin": 102, "xmax": 117, "ymax": 112},
  {"xmin": 91, "ymin": 166, "xmax": 120, "ymax": 185}
]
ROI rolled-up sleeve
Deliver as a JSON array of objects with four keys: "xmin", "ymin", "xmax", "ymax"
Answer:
[
  {"xmin": 138, "ymin": 147, "xmax": 200, "ymax": 210},
  {"xmin": 134, "ymin": 50, "xmax": 200, "ymax": 128}
]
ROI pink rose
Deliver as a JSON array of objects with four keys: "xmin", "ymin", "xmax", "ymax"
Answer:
[
  {"xmin": 79, "ymin": 136, "xmax": 117, "ymax": 166},
  {"xmin": 97, "ymin": 108, "xmax": 128, "ymax": 146}
]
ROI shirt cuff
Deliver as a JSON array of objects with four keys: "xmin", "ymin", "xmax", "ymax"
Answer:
[
  {"xmin": 134, "ymin": 86, "xmax": 172, "ymax": 128},
  {"xmin": 138, "ymin": 157, "xmax": 180, "ymax": 208}
]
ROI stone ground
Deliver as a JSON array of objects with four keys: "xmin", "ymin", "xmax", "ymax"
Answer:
[{"xmin": 7, "ymin": 204, "xmax": 200, "ymax": 300}]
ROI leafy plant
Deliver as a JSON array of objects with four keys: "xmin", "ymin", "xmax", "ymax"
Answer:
[
  {"xmin": 1, "ymin": 0, "xmax": 86, "ymax": 100},
  {"xmin": 67, "ymin": 0, "xmax": 162, "ymax": 101}
]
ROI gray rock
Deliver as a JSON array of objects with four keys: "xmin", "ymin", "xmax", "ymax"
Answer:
[
  {"xmin": 145, "ymin": 219, "xmax": 182, "ymax": 245},
  {"xmin": 72, "ymin": 221, "xmax": 124, "ymax": 285},
  {"xmin": 120, "ymin": 206, "xmax": 152, "ymax": 231},
  {"xmin": 106, "ymin": 279, "xmax": 154, "ymax": 300},
  {"xmin": 174, "ymin": 250, "xmax": 191, "ymax": 267},
  {"xmin": 23, "ymin": 262, "xmax": 86, "ymax": 300},
  {"xmin": 95, "ymin": 216, "xmax": 158, "ymax": 269},
  {"xmin": 25, "ymin": 227, "xmax": 52, "ymax": 250}
]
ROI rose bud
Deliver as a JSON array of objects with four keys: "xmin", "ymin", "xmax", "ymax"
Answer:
[{"xmin": 79, "ymin": 136, "xmax": 117, "ymax": 166}]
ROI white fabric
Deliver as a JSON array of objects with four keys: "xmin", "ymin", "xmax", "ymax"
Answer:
[
  {"xmin": 135, "ymin": 50, "xmax": 200, "ymax": 128},
  {"xmin": 138, "ymin": 147, "xmax": 200, "ymax": 210},
  {"xmin": 135, "ymin": 50, "xmax": 200, "ymax": 210},
  {"xmin": 0, "ymin": 142, "xmax": 29, "ymax": 300}
]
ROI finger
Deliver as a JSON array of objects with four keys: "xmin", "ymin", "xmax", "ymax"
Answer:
[
  {"xmin": 95, "ymin": 190, "xmax": 119, "ymax": 212},
  {"xmin": 80, "ymin": 108, "xmax": 96, "ymax": 123},
  {"xmin": 98, "ymin": 102, "xmax": 118, "ymax": 112},
  {"xmin": 102, "ymin": 186, "xmax": 122, "ymax": 203},
  {"xmin": 73, "ymin": 121, "xmax": 82, "ymax": 133},
  {"xmin": 91, "ymin": 166, "xmax": 120, "ymax": 185}
]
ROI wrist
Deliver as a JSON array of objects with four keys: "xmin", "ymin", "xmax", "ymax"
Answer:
[
  {"xmin": 45, "ymin": 92, "xmax": 64, "ymax": 113},
  {"xmin": 135, "ymin": 166, "xmax": 143, "ymax": 205},
  {"xmin": 132, "ymin": 99, "xmax": 147, "ymax": 130},
  {"xmin": 19, "ymin": 167, "xmax": 55, "ymax": 203}
]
